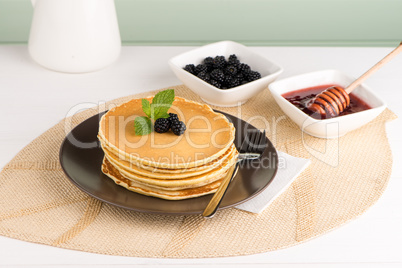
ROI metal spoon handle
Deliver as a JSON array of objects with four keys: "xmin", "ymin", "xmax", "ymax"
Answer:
[{"xmin": 202, "ymin": 163, "xmax": 238, "ymax": 218}]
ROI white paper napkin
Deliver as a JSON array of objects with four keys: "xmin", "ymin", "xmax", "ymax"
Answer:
[{"xmin": 235, "ymin": 151, "xmax": 311, "ymax": 214}]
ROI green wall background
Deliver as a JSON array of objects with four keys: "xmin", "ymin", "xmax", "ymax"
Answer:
[{"xmin": 0, "ymin": 0, "xmax": 401, "ymax": 46}]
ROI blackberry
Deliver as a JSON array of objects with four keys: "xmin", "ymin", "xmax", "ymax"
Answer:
[
  {"xmin": 202, "ymin": 57, "xmax": 214, "ymax": 71},
  {"xmin": 238, "ymin": 63, "xmax": 251, "ymax": 73},
  {"xmin": 184, "ymin": 53, "xmax": 260, "ymax": 90},
  {"xmin": 154, "ymin": 118, "xmax": 171, "ymax": 133},
  {"xmin": 247, "ymin": 70, "xmax": 261, "ymax": 81},
  {"xmin": 183, "ymin": 64, "xmax": 196, "ymax": 75},
  {"xmin": 171, "ymin": 121, "xmax": 186, "ymax": 136},
  {"xmin": 209, "ymin": 79, "xmax": 222, "ymax": 89},
  {"xmin": 196, "ymin": 71, "xmax": 208, "ymax": 80},
  {"xmin": 168, "ymin": 113, "xmax": 179, "ymax": 124},
  {"xmin": 202, "ymin": 74, "xmax": 212, "ymax": 84},
  {"xmin": 228, "ymin": 54, "xmax": 240, "ymax": 66},
  {"xmin": 213, "ymin": 56, "xmax": 226, "ymax": 69},
  {"xmin": 203, "ymin": 56, "xmax": 214, "ymax": 64},
  {"xmin": 228, "ymin": 77, "xmax": 241, "ymax": 88},
  {"xmin": 235, "ymin": 72, "xmax": 245, "ymax": 81},
  {"xmin": 224, "ymin": 74, "xmax": 234, "ymax": 85},
  {"xmin": 197, "ymin": 71, "xmax": 211, "ymax": 83},
  {"xmin": 210, "ymin": 69, "xmax": 225, "ymax": 83},
  {"xmin": 194, "ymin": 64, "xmax": 207, "ymax": 74},
  {"xmin": 225, "ymin": 65, "xmax": 237, "ymax": 76}
]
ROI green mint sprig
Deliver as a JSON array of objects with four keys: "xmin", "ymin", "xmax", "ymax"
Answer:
[{"xmin": 134, "ymin": 89, "xmax": 175, "ymax": 136}]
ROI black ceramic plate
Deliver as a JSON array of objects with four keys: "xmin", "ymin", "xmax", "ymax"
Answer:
[{"xmin": 59, "ymin": 111, "xmax": 278, "ymax": 215}]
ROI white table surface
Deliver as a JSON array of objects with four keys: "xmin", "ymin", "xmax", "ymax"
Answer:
[{"xmin": 0, "ymin": 45, "xmax": 401, "ymax": 268}]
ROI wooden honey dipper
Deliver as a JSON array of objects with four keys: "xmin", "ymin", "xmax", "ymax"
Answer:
[{"xmin": 307, "ymin": 41, "xmax": 402, "ymax": 119}]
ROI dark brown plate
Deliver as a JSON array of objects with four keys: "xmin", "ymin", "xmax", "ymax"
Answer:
[{"xmin": 59, "ymin": 111, "xmax": 278, "ymax": 215}]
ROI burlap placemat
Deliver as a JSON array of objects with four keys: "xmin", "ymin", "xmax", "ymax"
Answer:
[{"xmin": 0, "ymin": 85, "xmax": 397, "ymax": 258}]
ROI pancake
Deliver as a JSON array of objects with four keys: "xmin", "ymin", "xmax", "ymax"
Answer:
[
  {"xmin": 100, "ymin": 137, "xmax": 236, "ymax": 174},
  {"xmin": 105, "ymin": 150, "xmax": 236, "ymax": 189},
  {"xmin": 102, "ymin": 158, "xmax": 224, "ymax": 200},
  {"xmin": 102, "ymin": 143, "xmax": 237, "ymax": 179},
  {"xmin": 98, "ymin": 94, "xmax": 238, "ymax": 200},
  {"xmin": 98, "ymin": 96, "xmax": 235, "ymax": 169}
]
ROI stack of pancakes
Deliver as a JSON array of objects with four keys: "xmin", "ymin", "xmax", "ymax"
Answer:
[{"xmin": 98, "ymin": 96, "xmax": 237, "ymax": 200}]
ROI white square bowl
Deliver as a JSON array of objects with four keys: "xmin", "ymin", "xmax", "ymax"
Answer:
[
  {"xmin": 169, "ymin": 40, "xmax": 283, "ymax": 107},
  {"xmin": 268, "ymin": 69, "xmax": 387, "ymax": 139}
]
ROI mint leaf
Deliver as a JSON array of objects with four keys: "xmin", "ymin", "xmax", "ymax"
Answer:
[
  {"xmin": 136, "ymin": 89, "xmax": 175, "ymax": 135},
  {"xmin": 134, "ymin": 116, "xmax": 152, "ymax": 136},
  {"xmin": 152, "ymin": 89, "xmax": 175, "ymax": 106},
  {"xmin": 142, "ymin": 99, "xmax": 151, "ymax": 118},
  {"xmin": 150, "ymin": 89, "xmax": 175, "ymax": 120},
  {"xmin": 150, "ymin": 103, "xmax": 171, "ymax": 120}
]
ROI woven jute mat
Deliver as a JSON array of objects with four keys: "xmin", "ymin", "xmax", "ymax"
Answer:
[{"xmin": 0, "ymin": 85, "xmax": 397, "ymax": 258}]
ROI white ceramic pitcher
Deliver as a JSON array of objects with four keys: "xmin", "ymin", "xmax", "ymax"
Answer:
[{"xmin": 28, "ymin": 0, "xmax": 121, "ymax": 73}]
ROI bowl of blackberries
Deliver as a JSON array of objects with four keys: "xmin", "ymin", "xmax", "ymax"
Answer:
[{"xmin": 169, "ymin": 41, "xmax": 283, "ymax": 107}]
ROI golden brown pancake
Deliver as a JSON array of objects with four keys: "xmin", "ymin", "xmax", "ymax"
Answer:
[
  {"xmin": 102, "ymin": 158, "xmax": 224, "ymax": 200},
  {"xmin": 98, "ymin": 97, "xmax": 235, "ymax": 169},
  {"xmin": 105, "ymin": 151, "xmax": 235, "ymax": 189},
  {"xmin": 102, "ymin": 143, "xmax": 237, "ymax": 179},
  {"xmin": 98, "ymin": 95, "xmax": 237, "ymax": 200}
]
